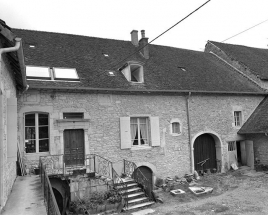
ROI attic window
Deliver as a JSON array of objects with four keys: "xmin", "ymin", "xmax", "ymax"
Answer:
[
  {"xmin": 26, "ymin": 66, "xmax": 80, "ymax": 81},
  {"xmin": 26, "ymin": 66, "xmax": 51, "ymax": 79},
  {"xmin": 120, "ymin": 62, "xmax": 144, "ymax": 83},
  {"xmin": 54, "ymin": 68, "xmax": 79, "ymax": 80},
  {"xmin": 178, "ymin": 67, "xmax": 186, "ymax": 72},
  {"xmin": 63, "ymin": 112, "xmax": 84, "ymax": 119}
]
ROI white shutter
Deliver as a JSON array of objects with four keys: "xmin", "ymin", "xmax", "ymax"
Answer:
[
  {"xmin": 150, "ymin": 116, "xmax": 160, "ymax": 146},
  {"xmin": 7, "ymin": 97, "xmax": 17, "ymax": 162},
  {"xmin": 120, "ymin": 117, "xmax": 131, "ymax": 149}
]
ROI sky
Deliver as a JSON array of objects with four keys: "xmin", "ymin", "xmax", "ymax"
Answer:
[{"xmin": 1, "ymin": 0, "xmax": 268, "ymax": 51}]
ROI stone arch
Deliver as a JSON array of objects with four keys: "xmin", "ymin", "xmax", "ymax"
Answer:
[
  {"xmin": 191, "ymin": 131, "xmax": 223, "ymax": 173},
  {"xmin": 135, "ymin": 162, "xmax": 156, "ymax": 185}
]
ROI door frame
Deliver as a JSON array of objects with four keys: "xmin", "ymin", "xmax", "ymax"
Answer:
[
  {"xmin": 191, "ymin": 131, "xmax": 223, "ymax": 173},
  {"xmin": 63, "ymin": 129, "xmax": 85, "ymax": 166}
]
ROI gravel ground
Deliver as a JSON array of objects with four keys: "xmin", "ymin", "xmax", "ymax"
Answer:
[{"xmin": 123, "ymin": 169, "xmax": 268, "ymax": 215}]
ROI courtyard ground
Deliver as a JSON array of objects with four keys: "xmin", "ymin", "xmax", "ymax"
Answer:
[{"xmin": 122, "ymin": 167, "xmax": 268, "ymax": 215}]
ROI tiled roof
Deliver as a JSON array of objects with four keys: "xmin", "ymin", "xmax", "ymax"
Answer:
[
  {"xmin": 209, "ymin": 41, "xmax": 268, "ymax": 80},
  {"xmin": 238, "ymin": 97, "xmax": 268, "ymax": 134},
  {"xmin": 12, "ymin": 29, "xmax": 265, "ymax": 93}
]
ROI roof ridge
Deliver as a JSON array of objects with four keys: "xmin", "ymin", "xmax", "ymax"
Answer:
[{"xmin": 209, "ymin": 51, "xmax": 266, "ymax": 93}]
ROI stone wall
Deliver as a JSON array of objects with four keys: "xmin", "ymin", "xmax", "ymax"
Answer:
[
  {"xmin": 0, "ymin": 42, "xmax": 17, "ymax": 208},
  {"xmin": 17, "ymin": 90, "xmax": 263, "ymax": 179}
]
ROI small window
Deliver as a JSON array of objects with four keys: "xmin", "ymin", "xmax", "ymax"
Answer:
[
  {"xmin": 130, "ymin": 117, "xmax": 149, "ymax": 146},
  {"xmin": 234, "ymin": 111, "xmax": 242, "ymax": 127},
  {"xmin": 25, "ymin": 113, "xmax": 49, "ymax": 153},
  {"xmin": 53, "ymin": 68, "xmax": 79, "ymax": 80},
  {"xmin": 63, "ymin": 112, "xmax": 84, "ymax": 119},
  {"xmin": 172, "ymin": 122, "xmax": 181, "ymax": 134},
  {"xmin": 26, "ymin": 66, "xmax": 51, "ymax": 79},
  {"xmin": 120, "ymin": 62, "xmax": 144, "ymax": 83},
  {"xmin": 228, "ymin": 141, "xmax": 236, "ymax": 151}
]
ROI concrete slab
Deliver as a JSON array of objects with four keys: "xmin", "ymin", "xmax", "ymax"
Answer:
[
  {"xmin": 131, "ymin": 208, "xmax": 155, "ymax": 215},
  {"xmin": 1, "ymin": 175, "xmax": 47, "ymax": 215}
]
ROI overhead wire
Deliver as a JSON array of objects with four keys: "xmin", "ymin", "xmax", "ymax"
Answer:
[
  {"xmin": 221, "ymin": 18, "xmax": 268, "ymax": 42},
  {"xmin": 110, "ymin": 0, "xmax": 212, "ymax": 71}
]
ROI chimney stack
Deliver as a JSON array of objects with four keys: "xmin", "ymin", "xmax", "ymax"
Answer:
[
  {"xmin": 139, "ymin": 30, "xmax": 149, "ymax": 59},
  {"xmin": 130, "ymin": 30, "xmax": 138, "ymax": 46}
]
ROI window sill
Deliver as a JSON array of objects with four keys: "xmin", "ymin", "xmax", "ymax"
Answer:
[
  {"xmin": 25, "ymin": 152, "xmax": 50, "ymax": 156},
  {"xmin": 170, "ymin": 133, "xmax": 182, "ymax": 137},
  {"xmin": 131, "ymin": 146, "xmax": 152, "ymax": 151}
]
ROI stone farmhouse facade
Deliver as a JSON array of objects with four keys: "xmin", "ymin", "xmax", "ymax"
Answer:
[
  {"xmin": 0, "ymin": 21, "xmax": 27, "ymax": 210},
  {"xmin": 205, "ymin": 41, "xmax": 268, "ymax": 167},
  {"xmin": 12, "ymin": 27, "xmax": 267, "ymax": 186}
]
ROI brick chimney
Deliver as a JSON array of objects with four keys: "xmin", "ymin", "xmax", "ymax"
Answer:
[
  {"xmin": 139, "ymin": 30, "xmax": 149, "ymax": 59},
  {"xmin": 130, "ymin": 30, "xmax": 138, "ymax": 46}
]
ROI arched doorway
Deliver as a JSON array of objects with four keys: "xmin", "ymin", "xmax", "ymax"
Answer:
[
  {"xmin": 133, "ymin": 166, "xmax": 153, "ymax": 198},
  {"xmin": 53, "ymin": 188, "xmax": 63, "ymax": 213},
  {"xmin": 194, "ymin": 134, "xmax": 217, "ymax": 172}
]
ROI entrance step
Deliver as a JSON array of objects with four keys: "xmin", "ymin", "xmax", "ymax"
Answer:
[
  {"xmin": 128, "ymin": 197, "xmax": 148, "ymax": 204},
  {"xmin": 124, "ymin": 201, "xmax": 155, "ymax": 211}
]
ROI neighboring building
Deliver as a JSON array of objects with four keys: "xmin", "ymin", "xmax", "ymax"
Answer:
[
  {"xmin": 0, "ymin": 21, "xmax": 27, "ymax": 211},
  {"xmin": 205, "ymin": 41, "xmax": 268, "ymax": 167},
  {"xmin": 13, "ymin": 28, "xmax": 266, "ymax": 185}
]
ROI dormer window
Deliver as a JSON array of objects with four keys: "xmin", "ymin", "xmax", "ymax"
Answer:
[{"xmin": 120, "ymin": 62, "xmax": 144, "ymax": 83}]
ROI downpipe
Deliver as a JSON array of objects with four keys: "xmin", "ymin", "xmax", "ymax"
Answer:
[{"xmin": 186, "ymin": 92, "xmax": 194, "ymax": 173}]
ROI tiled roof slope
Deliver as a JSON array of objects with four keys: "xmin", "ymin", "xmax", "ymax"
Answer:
[
  {"xmin": 239, "ymin": 97, "xmax": 268, "ymax": 134},
  {"xmin": 209, "ymin": 41, "xmax": 268, "ymax": 80},
  {"xmin": 12, "ymin": 29, "xmax": 264, "ymax": 93}
]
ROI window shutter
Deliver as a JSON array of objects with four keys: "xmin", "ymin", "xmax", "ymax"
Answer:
[
  {"xmin": 7, "ymin": 97, "xmax": 17, "ymax": 162},
  {"xmin": 150, "ymin": 116, "xmax": 160, "ymax": 146},
  {"xmin": 120, "ymin": 117, "xmax": 131, "ymax": 149}
]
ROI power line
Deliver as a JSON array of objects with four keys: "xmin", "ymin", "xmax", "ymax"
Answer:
[
  {"xmin": 110, "ymin": 0, "xmax": 212, "ymax": 70},
  {"xmin": 221, "ymin": 18, "xmax": 268, "ymax": 42}
]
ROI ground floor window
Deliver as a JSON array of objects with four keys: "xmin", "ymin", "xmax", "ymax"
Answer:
[{"xmin": 25, "ymin": 113, "xmax": 49, "ymax": 153}]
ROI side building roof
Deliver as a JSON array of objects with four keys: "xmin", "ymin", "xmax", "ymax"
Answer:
[
  {"xmin": 239, "ymin": 96, "xmax": 268, "ymax": 134},
  {"xmin": 12, "ymin": 29, "xmax": 265, "ymax": 94},
  {"xmin": 208, "ymin": 41, "xmax": 268, "ymax": 80}
]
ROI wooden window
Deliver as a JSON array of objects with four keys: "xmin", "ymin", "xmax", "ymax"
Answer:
[
  {"xmin": 172, "ymin": 122, "xmax": 181, "ymax": 134},
  {"xmin": 120, "ymin": 116, "xmax": 160, "ymax": 149},
  {"xmin": 234, "ymin": 111, "xmax": 242, "ymax": 127},
  {"xmin": 25, "ymin": 113, "xmax": 49, "ymax": 153},
  {"xmin": 63, "ymin": 112, "xmax": 84, "ymax": 119}
]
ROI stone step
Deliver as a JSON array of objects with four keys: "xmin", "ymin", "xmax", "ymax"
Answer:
[
  {"xmin": 121, "ymin": 177, "xmax": 135, "ymax": 183},
  {"xmin": 125, "ymin": 191, "xmax": 144, "ymax": 198},
  {"xmin": 124, "ymin": 201, "xmax": 155, "ymax": 211},
  {"xmin": 128, "ymin": 197, "xmax": 148, "ymax": 204},
  {"xmin": 116, "ymin": 182, "xmax": 138, "ymax": 189},
  {"xmin": 126, "ymin": 187, "xmax": 141, "ymax": 193}
]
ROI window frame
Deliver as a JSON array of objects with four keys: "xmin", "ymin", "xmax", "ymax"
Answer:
[
  {"xmin": 169, "ymin": 118, "xmax": 182, "ymax": 136},
  {"xmin": 130, "ymin": 117, "xmax": 150, "ymax": 147},
  {"xmin": 234, "ymin": 111, "xmax": 242, "ymax": 127},
  {"xmin": 24, "ymin": 112, "xmax": 50, "ymax": 153}
]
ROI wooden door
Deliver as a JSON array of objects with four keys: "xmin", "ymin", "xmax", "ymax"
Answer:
[
  {"xmin": 134, "ymin": 166, "xmax": 153, "ymax": 198},
  {"xmin": 245, "ymin": 140, "xmax": 254, "ymax": 169},
  {"xmin": 228, "ymin": 141, "xmax": 238, "ymax": 166},
  {"xmin": 194, "ymin": 134, "xmax": 217, "ymax": 171},
  {"xmin": 64, "ymin": 129, "xmax": 84, "ymax": 166}
]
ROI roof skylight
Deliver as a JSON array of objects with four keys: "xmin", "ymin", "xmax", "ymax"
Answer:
[
  {"xmin": 26, "ymin": 66, "xmax": 50, "ymax": 79},
  {"xmin": 178, "ymin": 67, "xmax": 186, "ymax": 72},
  {"xmin": 29, "ymin": 45, "xmax": 36, "ymax": 48},
  {"xmin": 107, "ymin": 70, "xmax": 115, "ymax": 76},
  {"xmin": 103, "ymin": 53, "xmax": 109, "ymax": 57},
  {"xmin": 54, "ymin": 68, "xmax": 79, "ymax": 80}
]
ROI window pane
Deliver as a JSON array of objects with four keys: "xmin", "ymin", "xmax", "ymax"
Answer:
[
  {"xmin": 25, "ymin": 127, "xmax": 36, "ymax": 139},
  {"xmin": 54, "ymin": 68, "xmax": 79, "ymax": 79},
  {"xmin": 140, "ymin": 123, "xmax": 148, "ymax": 145},
  {"xmin": 172, "ymin": 122, "xmax": 180, "ymax": 134},
  {"xmin": 26, "ymin": 66, "xmax": 50, "ymax": 78},
  {"xmin": 39, "ymin": 139, "xmax": 49, "ymax": 152},
  {"xmin": 39, "ymin": 114, "xmax": 48, "ymax": 125},
  {"xmin": 25, "ymin": 140, "xmax": 36, "ymax": 153},
  {"xmin": 25, "ymin": 114, "xmax": 35, "ymax": 126},
  {"xmin": 39, "ymin": 126, "xmax": 48, "ymax": 139}
]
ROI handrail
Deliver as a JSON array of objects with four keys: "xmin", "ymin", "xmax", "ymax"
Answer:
[
  {"xmin": 112, "ymin": 167, "xmax": 128, "ymax": 209},
  {"xmin": 40, "ymin": 157, "xmax": 61, "ymax": 215},
  {"xmin": 123, "ymin": 159, "xmax": 153, "ymax": 200}
]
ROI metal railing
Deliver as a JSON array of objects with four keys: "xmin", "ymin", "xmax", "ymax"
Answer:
[
  {"xmin": 123, "ymin": 159, "xmax": 153, "ymax": 200},
  {"xmin": 40, "ymin": 154, "xmax": 113, "ymax": 179},
  {"xmin": 40, "ymin": 159, "xmax": 61, "ymax": 215},
  {"xmin": 112, "ymin": 167, "xmax": 128, "ymax": 208}
]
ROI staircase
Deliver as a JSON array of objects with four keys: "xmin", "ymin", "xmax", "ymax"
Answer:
[{"xmin": 115, "ymin": 177, "xmax": 155, "ymax": 211}]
